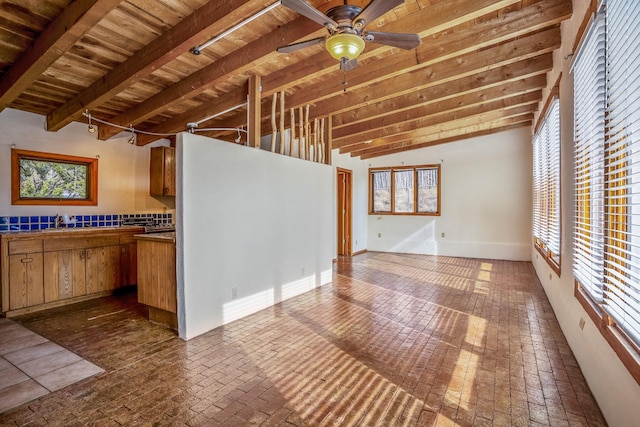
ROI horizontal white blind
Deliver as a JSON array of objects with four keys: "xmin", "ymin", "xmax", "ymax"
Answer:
[
  {"xmin": 533, "ymin": 127, "xmax": 544, "ymax": 244},
  {"xmin": 572, "ymin": 12, "xmax": 606, "ymax": 302},
  {"xmin": 603, "ymin": 0, "xmax": 640, "ymax": 346},
  {"xmin": 547, "ymin": 100, "xmax": 561, "ymax": 261},
  {"xmin": 532, "ymin": 99, "xmax": 560, "ymax": 264}
]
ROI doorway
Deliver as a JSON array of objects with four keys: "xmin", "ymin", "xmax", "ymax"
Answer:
[{"xmin": 337, "ymin": 168, "xmax": 352, "ymax": 256}]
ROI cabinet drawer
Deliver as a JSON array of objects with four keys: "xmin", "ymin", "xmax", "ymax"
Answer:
[
  {"xmin": 8, "ymin": 240, "xmax": 43, "ymax": 255},
  {"xmin": 44, "ymin": 236, "xmax": 120, "ymax": 252}
]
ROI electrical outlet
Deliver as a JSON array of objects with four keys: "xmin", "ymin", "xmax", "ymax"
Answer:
[
  {"xmin": 441, "ymin": 232, "xmax": 445, "ymax": 238},
  {"xmin": 549, "ymin": 273, "xmax": 552, "ymax": 280},
  {"xmin": 378, "ymin": 233, "xmax": 381, "ymax": 238},
  {"xmin": 232, "ymin": 288, "xmax": 238, "ymax": 299},
  {"xmin": 355, "ymin": 240, "xmax": 358, "ymax": 245},
  {"xmin": 579, "ymin": 318, "xmax": 585, "ymax": 330}
]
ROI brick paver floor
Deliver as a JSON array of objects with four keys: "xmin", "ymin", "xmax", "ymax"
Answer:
[{"xmin": 0, "ymin": 253, "xmax": 607, "ymax": 426}]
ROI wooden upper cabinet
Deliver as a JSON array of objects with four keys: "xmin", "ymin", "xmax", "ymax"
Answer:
[{"xmin": 150, "ymin": 146, "xmax": 175, "ymax": 196}]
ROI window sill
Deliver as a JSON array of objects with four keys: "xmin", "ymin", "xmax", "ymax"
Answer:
[{"xmin": 534, "ymin": 243, "xmax": 560, "ymax": 276}]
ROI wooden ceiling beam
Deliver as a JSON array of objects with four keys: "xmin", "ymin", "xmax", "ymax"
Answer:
[
  {"xmin": 92, "ymin": 0, "xmax": 527, "ymax": 141},
  {"xmin": 252, "ymin": 26, "xmax": 557, "ymax": 128},
  {"xmin": 220, "ymin": 38, "xmax": 554, "ymax": 133},
  {"xmin": 329, "ymin": 55, "xmax": 551, "ymax": 131},
  {"xmin": 349, "ymin": 105, "xmax": 534, "ymax": 154},
  {"xmin": 337, "ymin": 90, "xmax": 541, "ymax": 152},
  {"xmin": 45, "ymin": 0, "xmax": 260, "ymax": 133},
  {"xmin": 334, "ymin": 85, "xmax": 542, "ymax": 146},
  {"xmin": 136, "ymin": 0, "xmax": 560, "ymax": 144},
  {"xmin": 135, "ymin": 86, "xmax": 247, "ymax": 146},
  {"xmin": 417, "ymin": 0, "xmax": 571, "ymax": 66},
  {"xmin": 0, "ymin": 0, "xmax": 121, "ymax": 113},
  {"xmin": 311, "ymin": 29, "xmax": 558, "ymax": 120},
  {"xmin": 357, "ymin": 116, "xmax": 533, "ymax": 159},
  {"xmin": 359, "ymin": 123, "xmax": 531, "ymax": 159},
  {"xmin": 94, "ymin": 15, "xmax": 323, "ymax": 140},
  {"xmin": 262, "ymin": 0, "xmax": 525, "ymax": 96},
  {"xmin": 264, "ymin": 0, "xmax": 570, "ymax": 105}
]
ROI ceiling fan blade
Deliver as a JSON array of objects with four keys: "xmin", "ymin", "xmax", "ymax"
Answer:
[
  {"xmin": 353, "ymin": 0, "xmax": 404, "ymax": 27},
  {"xmin": 365, "ymin": 31, "xmax": 421, "ymax": 50},
  {"xmin": 282, "ymin": 0, "xmax": 338, "ymax": 29},
  {"xmin": 276, "ymin": 37, "xmax": 326, "ymax": 53},
  {"xmin": 340, "ymin": 57, "xmax": 358, "ymax": 72}
]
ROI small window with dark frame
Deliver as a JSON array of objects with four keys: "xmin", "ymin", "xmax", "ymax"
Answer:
[
  {"xmin": 11, "ymin": 149, "xmax": 98, "ymax": 206},
  {"xmin": 369, "ymin": 165, "xmax": 441, "ymax": 215}
]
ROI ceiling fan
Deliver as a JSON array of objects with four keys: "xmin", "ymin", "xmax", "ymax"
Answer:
[{"xmin": 277, "ymin": 0, "xmax": 421, "ymax": 71}]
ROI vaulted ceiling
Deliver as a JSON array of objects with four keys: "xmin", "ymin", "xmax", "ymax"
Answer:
[{"xmin": 0, "ymin": 0, "xmax": 571, "ymax": 159}]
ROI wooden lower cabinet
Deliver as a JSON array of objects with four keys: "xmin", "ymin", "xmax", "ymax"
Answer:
[
  {"xmin": 8, "ymin": 252, "xmax": 44, "ymax": 310},
  {"xmin": 1, "ymin": 228, "xmax": 143, "ymax": 316},
  {"xmin": 44, "ymin": 245, "xmax": 120, "ymax": 301},
  {"xmin": 44, "ymin": 249, "xmax": 86, "ymax": 302},
  {"xmin": 87, "ymin": 245, "xmax": 120, "ymax": 293},
  {"xmin": 136, "ymin": 236, "xmax": 176, "ymax": 313},
  {"xmin": 119, "ymin": 242, "xmax": 137, "ymax": 287}
]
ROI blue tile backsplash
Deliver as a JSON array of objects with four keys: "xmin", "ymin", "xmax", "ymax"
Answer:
[{"xmin": 0, "ymin": 212, "xmax": 172, "ymax": 232}]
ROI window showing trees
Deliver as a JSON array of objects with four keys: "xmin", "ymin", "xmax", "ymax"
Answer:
[
  {"xmin": 369, "ymin": 165, "xmax": 440, "ymax": 215},
  {"xmin": 11, "ymin": 149, "xmax": 98, "ymax": 206}
]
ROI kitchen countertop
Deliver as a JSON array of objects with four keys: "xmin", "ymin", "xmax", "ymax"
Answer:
[
  {"xmin": 0, "ymin": 226, "xmax": 145, "ymax": 238},
  {"xmin": 134, "ymin": 231, "xmax": 176, "ymax": 243}
]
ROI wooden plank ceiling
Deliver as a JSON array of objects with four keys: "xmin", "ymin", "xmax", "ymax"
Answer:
[{"xmin": 0, "ymin": 0, "xmax": 571, "ymax": 158}]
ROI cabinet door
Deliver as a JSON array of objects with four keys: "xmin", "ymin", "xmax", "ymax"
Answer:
[
  {"xmin": 163, "ymin": 147, "xmax": 175, "ymax": 196},
  {"xmin": 44, "ymin": 249, "xmax": 86, "ymax": 302},
  {"xmin": 85, "ymin": 248, "xmax": 99, "ymax": 294},
  {"xmin": 150, "ymin": 147, "xmax": 175, "ymax": 196},
  {"xmin": 9, "ymin": 253, "xmax": 44, "ymax": 310},
  {"xmin": 89, "ymin": 246, "xmax": 120, "ymax": 292},
  {"xmin": 119, "ymin": 243, "xmax": 137, "ymax": 287}
]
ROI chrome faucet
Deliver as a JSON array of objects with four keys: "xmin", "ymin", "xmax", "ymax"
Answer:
[{"xmin": 53, "ymin": 214, "xmax": 63, "ymax": 229}]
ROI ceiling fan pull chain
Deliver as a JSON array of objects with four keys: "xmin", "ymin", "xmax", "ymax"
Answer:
[{"xmin": 342, "ymin": 67, "xmax": 348, "ymax": 93}]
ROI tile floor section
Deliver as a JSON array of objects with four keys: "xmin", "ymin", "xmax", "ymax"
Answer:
[
  {"xmin": 0, "ymin": 318, "xmax": 104, "ymax": 414},
  {"xmin": 0, "ymin": 253, "xmax": 607, "ymax": 426}
]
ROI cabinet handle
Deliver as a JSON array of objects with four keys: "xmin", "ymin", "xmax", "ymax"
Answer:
[
  {"xmin": 21, "ymin": 257, "xmax": 33, "ymax": 263},
  {"xmin": 79, "ymin": 251, "xmax": 85, "ymax": 260},
  {"xmin": 86, "ymin": 251, "xmax": 91, "ymax": 260}
]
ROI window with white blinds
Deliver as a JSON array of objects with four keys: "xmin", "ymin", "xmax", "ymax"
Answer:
[
  {"xmin": 573, "ymin": 12, "xmax": 606, "ymax": 303},
  {"xmin": 532, "ymin": 98, "xmax": 561, "ymax": 269},
  {"xmin": 572, "ymin": 0, "xmax": 640, "ymax": 350},
  {"xmin": 603, "ymin": 0, "xmax": 640, "ymax": 348}
]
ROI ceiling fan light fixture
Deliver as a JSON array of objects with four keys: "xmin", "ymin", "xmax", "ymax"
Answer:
[{"xmin": 326, "ymin": 33, "xmax": 365, "ymax": 61}]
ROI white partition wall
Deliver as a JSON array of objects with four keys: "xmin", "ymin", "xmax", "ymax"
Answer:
[{"xmin": 176, "ymin": 133, "xmax": 333, "ymax": 340}]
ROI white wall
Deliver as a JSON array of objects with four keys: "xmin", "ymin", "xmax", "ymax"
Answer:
[
  {"xmin": 337, "ymin": 127, "xmax": 532, "ymax": 261},
  {"xmin": 530, "ymin": 1, "xmax": 640, "ymax": 426},
  {"xmin": 0, "ymin": 108, "xmax": 172, "ymax": 216},
  {"xmin": 176, "ymin": 133, "xmax": 334, "ymax": 340}
]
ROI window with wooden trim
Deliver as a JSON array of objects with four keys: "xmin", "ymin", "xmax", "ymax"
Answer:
[
  {"xmin": 11, "ymin": 149, "xmax": 98, "ymax": 206},
  {"xmin": 369, "ymin": 165, "xmax": 440, "ymax": 215},
  {"xmin": 572, "ymin": 0, "xmax": 640, "ymax": 382},
  {"xmin": 533, "ymin": 98, "xmax": 561, "ymax": 272}
]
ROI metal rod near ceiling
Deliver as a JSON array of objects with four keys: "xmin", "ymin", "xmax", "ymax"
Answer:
[{"xmin": 190, "ymin": 1, "xmax": 282, "ymax": 55}]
